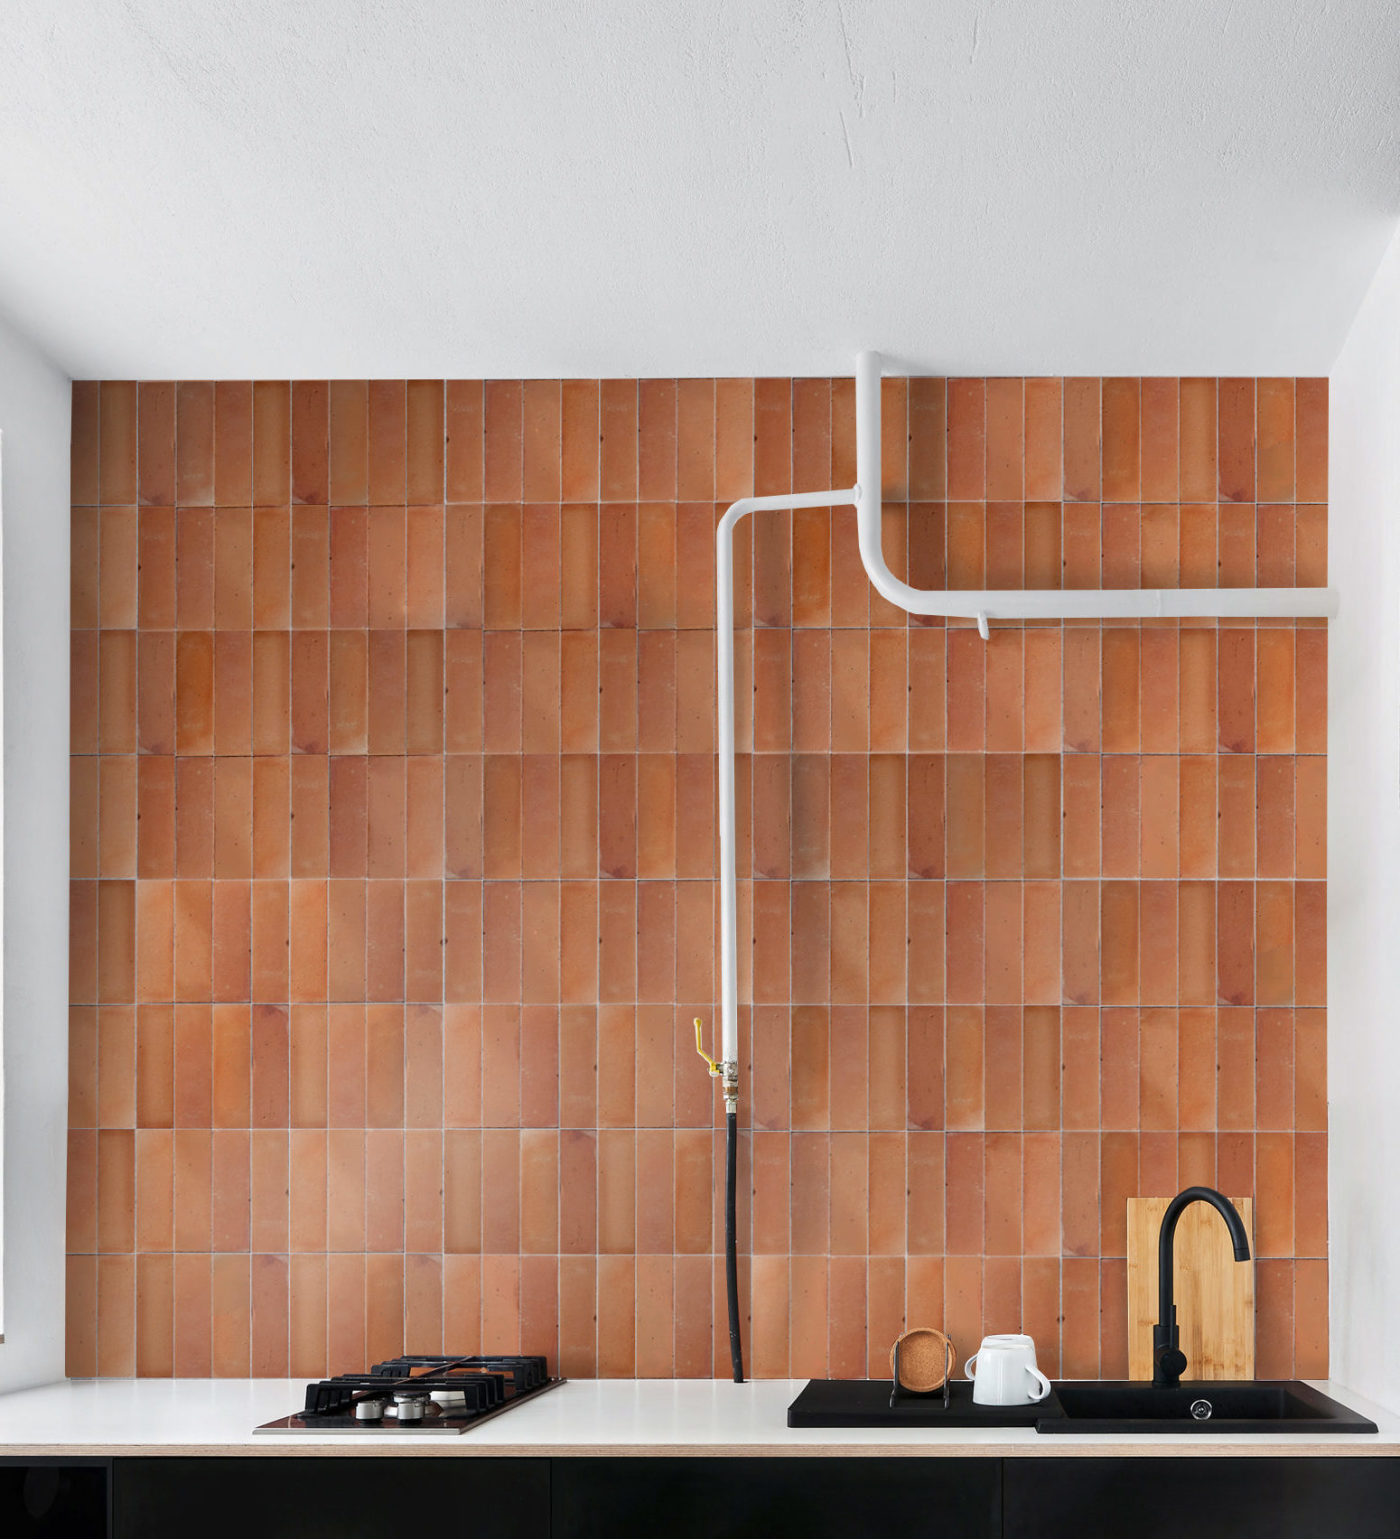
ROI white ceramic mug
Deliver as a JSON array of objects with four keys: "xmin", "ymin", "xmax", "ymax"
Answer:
[{"xmin": 965, "ymin": 1334, "xmax": 1051, "ymax": 1405}]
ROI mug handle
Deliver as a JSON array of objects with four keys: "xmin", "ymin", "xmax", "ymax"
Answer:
[
  {"xmin": 1026, "ymin": 1365, "xmax": 1052, "ymax": 1402},
  {"xmin": 964, "ymin": 1352, "xmax": 979, "ymax": 1380}
]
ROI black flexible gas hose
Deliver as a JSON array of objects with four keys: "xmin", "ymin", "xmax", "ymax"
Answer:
[{"xmin": 725, "ymin": 1108, "xmax": 744, "ymax": 1382}]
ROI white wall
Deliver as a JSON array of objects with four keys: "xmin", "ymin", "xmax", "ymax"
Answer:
[
  {"xmin": 0, "ymin": 310, "xmax": 70, "ymax": 1390},
  {"xmin": 1329, "ymin": 223, "xmax": 1400, "ymax": 1412}
]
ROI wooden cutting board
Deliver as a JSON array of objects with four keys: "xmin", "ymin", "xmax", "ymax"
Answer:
[{"xmin": 1126, "ymin": 1197, "xmax": 1254, "ymax": 1381}]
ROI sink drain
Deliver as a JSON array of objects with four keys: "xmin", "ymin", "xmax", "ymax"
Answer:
[{"xmin": 1190, "ymin": 1399, "xmax": 1213, "ymax": 1421}]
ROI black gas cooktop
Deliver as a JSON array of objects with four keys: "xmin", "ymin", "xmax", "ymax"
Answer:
[{"xmin": 255, "ymin": 1354, "xmax": 565, "ymax": 1434}]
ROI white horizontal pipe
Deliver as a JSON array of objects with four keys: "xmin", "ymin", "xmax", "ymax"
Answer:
[
  {"xmin": 852, "ymin": 349, "xmax": 1337, "ymax": 625},
  {"xmin": 868, "ymin": 586, "xmax": 1336, "ymax": 621}
]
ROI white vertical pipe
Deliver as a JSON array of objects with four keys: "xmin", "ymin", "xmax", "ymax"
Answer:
[
  {"xmin": 714, "ymin": 488, "xmax": 857, "ymax": 1080},
  {"xmin": 854, "ymin": 349, "xmax": 883, "ymax": 542},
  {"xmin": 714, "ymin": 502, "xmax": 741, "ymax": 1082}
]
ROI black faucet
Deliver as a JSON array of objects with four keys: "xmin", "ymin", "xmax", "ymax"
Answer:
[{"xmin": 1153, "ymin": 1185, "xmax": 1251, "ymax": 1388}]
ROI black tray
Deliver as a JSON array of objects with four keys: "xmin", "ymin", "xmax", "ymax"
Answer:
[{"xmin": 787, "ymin": 1378, "xmax": 1066, "ymax": 1428}]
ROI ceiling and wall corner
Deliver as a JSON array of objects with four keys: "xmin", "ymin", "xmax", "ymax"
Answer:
[
  {"xmin": 0, "ymin": 0, "xmax": 1397, "ymax": 381},
  {"xmin": 1327, "ymin": 220, "xmax": 1400, "ymax": 1419},
  {"xmin": 0, "ymin": 309, "xmax": 72, "ymax": 1391}
]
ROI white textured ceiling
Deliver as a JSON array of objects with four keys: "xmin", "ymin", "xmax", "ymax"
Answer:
[{"xmin": 1, "ymin": 0, "xmax": 1398, "ymax": 379}]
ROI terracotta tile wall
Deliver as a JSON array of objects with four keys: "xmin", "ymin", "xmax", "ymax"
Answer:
[{"xmin": 66, "ymin": 376, "xmax": 1328, "ymax": 1379}]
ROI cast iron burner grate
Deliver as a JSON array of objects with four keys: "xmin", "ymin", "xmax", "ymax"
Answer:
[{"xmin": 255, "ymin": 1354, "xmax": 565, "ymax": 1434}]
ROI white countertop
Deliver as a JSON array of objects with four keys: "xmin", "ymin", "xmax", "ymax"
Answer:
[{"xmin": 0, "ymin": 1378, "xmax": 1396, "ymax": 1458}]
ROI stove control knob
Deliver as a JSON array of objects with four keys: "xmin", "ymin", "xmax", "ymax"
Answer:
[{"xmin": 354, "ymin": 1397, "xmax": 387, "ymax": 1422}]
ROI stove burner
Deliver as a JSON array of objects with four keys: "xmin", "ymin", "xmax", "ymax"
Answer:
[{"xmin": 255, "ymin": 1354, "xmax": 565, "ymax": 1435}]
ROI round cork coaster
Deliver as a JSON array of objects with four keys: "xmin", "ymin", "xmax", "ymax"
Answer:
[{"xmin": 889, "ymin": 1327, "xmax": 956, "ymax": 1392}]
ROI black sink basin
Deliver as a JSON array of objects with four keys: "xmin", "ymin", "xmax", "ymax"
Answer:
[{"xmin": 1036, "ymin": 1381, "xmax": 1377, "ymax": 1434}]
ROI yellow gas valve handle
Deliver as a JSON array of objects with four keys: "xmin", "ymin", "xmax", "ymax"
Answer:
[{"xmin": 694, "ymin": 1018, "xmax": 721, "ymax": 1078}]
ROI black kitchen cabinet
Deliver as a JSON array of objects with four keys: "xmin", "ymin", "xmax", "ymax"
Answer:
[
  {"xmin": 111, "ymin": 1457, "xmax": 549, "ymax": 1539},
  {"xmin": 0, "ymin": 1462, "xmax": 108, "ymax": 1537},
  {"xmin": 1003, "ymin": 1457, "xmax": 1400, "ymax": 1539},
  {"xmin": 6, "ymin": 1451, "xmax": 1398, "ymax": 1537},
  {"xmin": 552, "ymin": 1456, "xmax": 1001, "ymax": 1538}
]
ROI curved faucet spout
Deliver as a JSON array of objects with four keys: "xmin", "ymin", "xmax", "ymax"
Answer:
[{"xmin": 1152, "ymin": 1185, "xmax": 1250, "ymax": 1388}]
